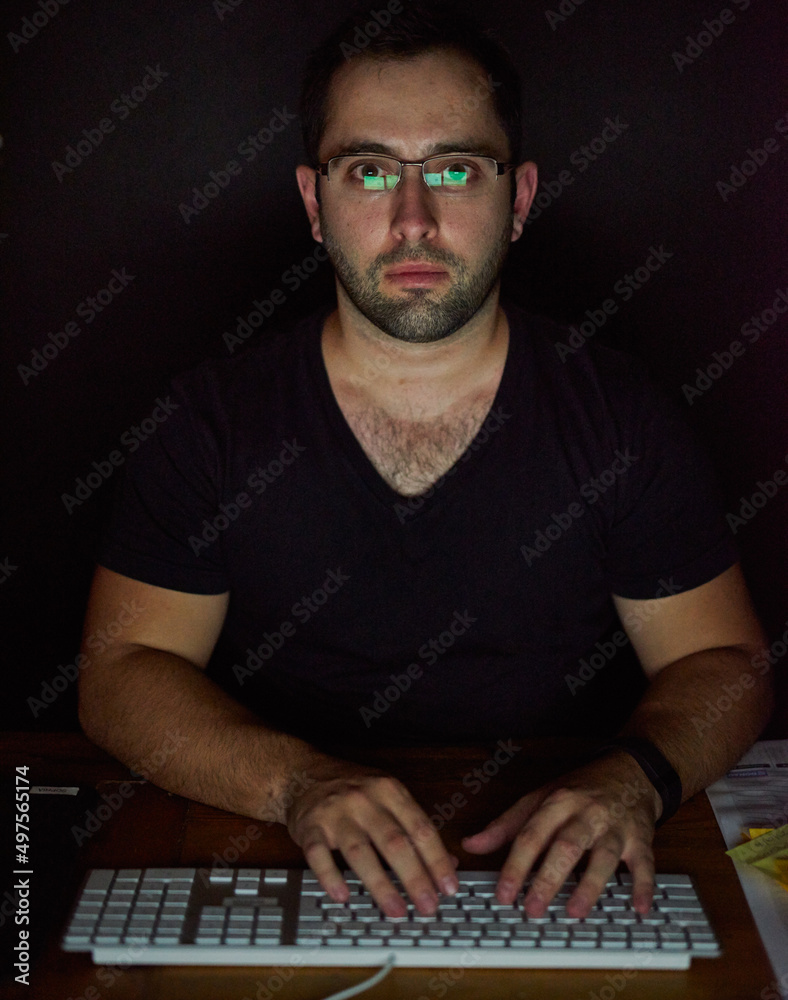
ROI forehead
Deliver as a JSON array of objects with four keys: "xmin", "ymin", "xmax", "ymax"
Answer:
[{"xmin": 320, "ymin": 49, "xmax": 509, "ymax": 159}]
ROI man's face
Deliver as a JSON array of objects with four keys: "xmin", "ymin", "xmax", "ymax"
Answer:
[{"xmin": 302, "ymin": 50, "xmax": 530, "ymax": 344}]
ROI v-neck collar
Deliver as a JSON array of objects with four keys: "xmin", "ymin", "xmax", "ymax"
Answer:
[{"xmin": 306, "ymin": 301, "xmax": 523, "ymax": 517}]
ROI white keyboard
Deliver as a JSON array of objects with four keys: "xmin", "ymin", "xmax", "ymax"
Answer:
[{"xmin": 62, "ymin": 867, "xmax": 720, "ymax": 969}]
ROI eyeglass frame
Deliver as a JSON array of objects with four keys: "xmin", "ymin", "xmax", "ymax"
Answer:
[{"xmin": 316, "ymin": 152, "xmax": 517, "ymax": 193}]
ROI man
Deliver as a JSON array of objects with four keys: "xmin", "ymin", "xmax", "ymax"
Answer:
[{"xmin": 79, "ymin": 2, "xmax": 772, "ymax": 924}]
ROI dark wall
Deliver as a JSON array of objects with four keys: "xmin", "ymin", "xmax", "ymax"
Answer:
[{"xmin": 2, "ymin": 0, "xmax": 786, "ymax": 732}]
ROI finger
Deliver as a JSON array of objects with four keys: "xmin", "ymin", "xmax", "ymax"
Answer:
[
  {"xmin": 299, "ymin": 836, "xmax": 350, "ymax": 902},
  {"xmin": 564, "ymin": 836, "xmax": 624, "ymax": 918},
  {"xmin": 372, "ymin": 805, "xmax": 463, "ymax": 911},
  {"xmin": 334, "ymin": 823, "xmax": 412, "ymax": 917},
  {"xmin": 495, "ymin": 795, "xmax": 576, "ymax": 904},
  {"xmin": 375, "ymin": 781, "xmax": 460, "ymax": 900},
  {"xmin": 462, "ymin": 794, "xmax": 542, "ymax": 854},
  {"xmin": 624, "ymin": 843, "xmax": 656, "ymax": 915},
  {"xmin": 521, "ymin": 830, "xmax": 588, "ymax": 916}
]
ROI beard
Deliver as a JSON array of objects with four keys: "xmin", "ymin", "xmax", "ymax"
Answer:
[{"xmin": 318, "ymin": 207, "xmax": 513, "ymax": 344}]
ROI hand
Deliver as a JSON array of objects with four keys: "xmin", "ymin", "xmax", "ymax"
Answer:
[
  {"xmin": 284, "ymin": 756, "xmax": 459, "ymax": 917},
  {"xmin": 461, "ymin": 751, "xmax": 662, "ymax": 918}
]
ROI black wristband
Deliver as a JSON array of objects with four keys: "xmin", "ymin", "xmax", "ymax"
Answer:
[{"xmin": 594, "ymin": 736, "xmax": 683, "ymax": 828}]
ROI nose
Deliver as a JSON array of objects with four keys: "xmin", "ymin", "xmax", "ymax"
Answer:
[{"xmin": 389, "ymin": 163, "xmax": 439, "ymax": 244}]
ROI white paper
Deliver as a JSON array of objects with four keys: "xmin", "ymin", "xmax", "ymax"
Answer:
[{"xmin": 706, "ymin": 739, "xmax": 788, "ymax": 998}]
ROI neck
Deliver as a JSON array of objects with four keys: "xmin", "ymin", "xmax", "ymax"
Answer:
[{"xmin": 322, "ymin": 283, "xmax": 508, "ymax": 419}]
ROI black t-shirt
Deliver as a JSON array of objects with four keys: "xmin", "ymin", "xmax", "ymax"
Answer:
[{"xmin": 98, "ymin": 300, "xmax": 738, "ymax": 746}]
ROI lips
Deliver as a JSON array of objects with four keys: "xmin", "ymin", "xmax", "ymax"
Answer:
[{"xmin": 386, "ymin": 263, "xmax": 447, "ymax": 276}]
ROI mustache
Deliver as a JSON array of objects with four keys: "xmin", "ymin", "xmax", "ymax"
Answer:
[{"xmin": 372, "ymin": 246, "xmax": 461, "ymax": 271}]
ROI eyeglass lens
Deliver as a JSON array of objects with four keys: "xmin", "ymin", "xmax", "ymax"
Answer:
[{"xmin": 329, "ymin": 155, "xmax": 496, "ymax": 193}]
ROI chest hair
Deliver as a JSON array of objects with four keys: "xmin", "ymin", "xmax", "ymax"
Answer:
[{"xmin": 340, "ymin": 392, "xmax": 497, "ymax": 497}]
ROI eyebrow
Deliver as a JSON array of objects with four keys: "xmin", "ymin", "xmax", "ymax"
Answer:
[{"xmin": 328, "ymin": 138, "xmax": 506, "ymax": 160}]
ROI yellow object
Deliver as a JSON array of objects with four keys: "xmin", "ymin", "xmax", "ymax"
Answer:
[{"xmin": 727, "ymin": 823, "xmax": 788, "ymax": 890}]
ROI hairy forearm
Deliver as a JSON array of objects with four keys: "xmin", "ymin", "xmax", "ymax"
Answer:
[
  {"xmin": 78, "ymin": 646, "xmax": 326, "ymax": 823},
  {"xmin": 620, "ymin": 645, "xmax": 774, "ymax": 803}
]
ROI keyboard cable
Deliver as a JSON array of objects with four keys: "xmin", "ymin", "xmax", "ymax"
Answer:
[{"xmin": 318, "ymin": 952, "xmax": 396, "ymax": 999}]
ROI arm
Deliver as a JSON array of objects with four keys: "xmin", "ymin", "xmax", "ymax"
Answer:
[
  {"xmin": 79, "ymin": 566, "xmax": 457, "ymax": 915},
  {"xmin": 462, "ymin": 563, "xmax": 773, "ymax": 916}
]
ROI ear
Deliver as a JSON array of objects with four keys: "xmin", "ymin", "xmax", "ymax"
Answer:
[
  {"xmin": 510, "ymin": 160, "xmax": 538, "ymax": 242},
  {"xmin": 296, "ymin": 165, "xmax": 323, "ymax": 242}
]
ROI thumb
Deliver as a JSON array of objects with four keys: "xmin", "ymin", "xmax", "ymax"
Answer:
[{"xmin": 461, "ymin": 796, "xmax": 537, "ymax": 854}]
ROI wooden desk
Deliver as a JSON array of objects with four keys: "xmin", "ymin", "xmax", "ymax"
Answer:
[{"xmin": 0, "ymin": 732, "xmax": 776, "ymax": 1000}]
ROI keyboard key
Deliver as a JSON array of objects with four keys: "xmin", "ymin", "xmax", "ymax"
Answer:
[
  {"xmin": 84, "ymin": 871, "xmax": 114, "ymax": 892},
  {"xmin": 263, "ymin": 870, "xmax": 289, "ymax": 885},
  {"xmin": 145, "ymin": 868, "xmax": 195, "ymax": 882},
  {"xmin": 63, "ymin": 934, "xmax": 92, "ymax": 946},
  {"xmin": 207, "ymin": 870, "xmax": 233, "ymax": 883}
]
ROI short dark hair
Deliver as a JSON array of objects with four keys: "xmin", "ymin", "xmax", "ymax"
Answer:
[{"xmin": 298, "ymin": 0, "xmax": 523, "ymax": 167}]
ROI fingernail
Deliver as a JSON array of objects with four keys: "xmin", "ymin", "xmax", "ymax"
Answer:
[
  {"xmin": 418, "ymin": 892, "xmax": 437, "ymax": 913},
  {"xmin": 441, "ymin": 875, "xmax": 459, "ymax": 894},
  {"xmin": 385, "ymin": 896, "xmax": 407, "ymax": 917},
  {"xmin": 497, "ymin": 880, "xmax": 516, "ymax": 903}
]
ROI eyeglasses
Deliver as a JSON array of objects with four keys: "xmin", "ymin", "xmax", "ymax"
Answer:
[{"xmin": 318, "ymin": 153, "xmax": 515, "ymax": 197}]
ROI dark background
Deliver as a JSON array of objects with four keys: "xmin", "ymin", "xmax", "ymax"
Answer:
[{"xmin": 1, "ymin": 0, "xmax": 786, "ymax": 733}]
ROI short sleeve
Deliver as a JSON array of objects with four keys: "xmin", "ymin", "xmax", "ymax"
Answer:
[
  {"xmin": 97, "ymin": 378, "xmax": 230, "ymax": 594},
  {"xmin": 602, "ymin": 369, "xmax": 738, "ymax": 599}
]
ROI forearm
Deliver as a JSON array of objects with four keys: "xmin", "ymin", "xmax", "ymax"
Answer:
[
  {"xmin": 619, "ymin": 644, "xmax": 774, "ymax": 804},
  {"xmin": 78, "ymin": 645, "xmax": 327, "ymax": 823}
]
